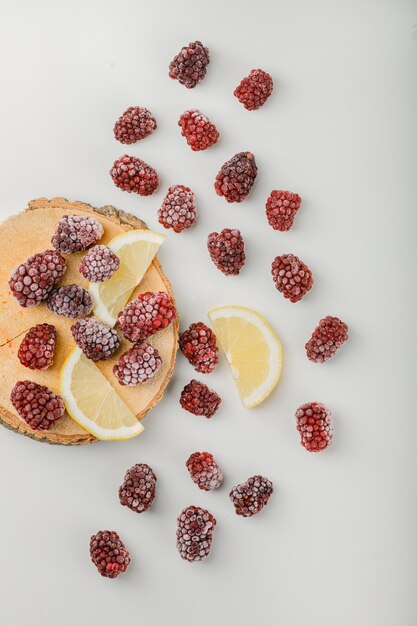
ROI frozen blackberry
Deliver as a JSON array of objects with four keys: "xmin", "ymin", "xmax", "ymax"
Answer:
[
  {"xmin": 90, "ymin": 530, "xmax": 130, "ymax": 579},
  {"xmin": 271, "ymin": 254, "xmax": 313, "ymax": 303},
  {"xmin": 110, "ymin": 154, "xmax": 159, "ymax": 195},
  {"xmin": 71, "ymin": 317, "xmax": 121, "ymax": 361},
  {"xmin": 179, "ymin": 322, "xmax": 219, "ymax": 374},
  {"xmin": 9, "ymin": 250, "xmax": 66, "ymax": 308},
  {"xmin": 230, "ymin": 475, "xmax": 273, "ymax": 517},
  {"xmin": 234, "ymin": 69, "xmax": 273, "ymax": 111},
  {"xmin": 207, "ymin": 228, "xmax": 246, "ymax": 276},
  {"xmin": 47, "ymin": 284, "xmax": 93, "ymax": 318},
  {"xmin": 119, "ymin": 463, "xmax": 157, "ymax": 513},
  {"xmin": 113, "ymin": 106, "xmax": 157, "ymax": 144},
  {"xmin": 79, "ymin": 245, "xmax": 120, "ymax": 282},
  {"xmin": 266, "ymin": 190, "xmax": 302, "ymax": 231},
  {"xmin": 305, "ymin": 316, "xmax": 348, "ymax": 363},
  {"xmin": 117, "ymin": 291, "xmax": 176, "ymax": 343},
  {"xmin": 169, "ymin": 40, "xmax": 210, "ymax": 88},
  {"xmin": 51, "ymin": 215, "xmax": 104, "ymax": 254},
  {"xmin": 176, "ymin": 505, "xmax": 216, "ymax": 562},
  {"xmin": 18, "ymin": 323, "xmax": 56, "ymax": 371},
  {"xmin": 178, "ymin": 109, "xmax": 219, "ymax": 151},
  {"xmin": 186, "ymin": 452, "xmax": 223, "ymax": 491},
  {"xmin": 214, "ymin": 152, "xmax": 257, "ymax": 203},
  {"xmin": 179, "ymin": 379, "xmax": 221, "ymax": 419},
  {"xmin": 158, "ymin": 185, "xmax": 196, "ymax": 233},
  {"xmin": 295, "ymin": 402, "xmax": 333, "ymax": 452},
  {"xmin": 113, "ymin": 342, "xmax": 162, "ymax": 386},
  {"xmin": 10, "ymin": 380, "xmax": 65, "ymax": 431}
]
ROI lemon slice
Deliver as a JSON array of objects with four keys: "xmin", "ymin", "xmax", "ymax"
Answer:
[
  {"xmin": 61, "ymin": 348, "xmax": 144, "ymax": 440},
  {"xmin": 90, "ymin": 229, "xmax": 165, "ymax": 326},
  {"xmin": 208, "ymin": 306, "xmax": 282, "ymax": 409}
]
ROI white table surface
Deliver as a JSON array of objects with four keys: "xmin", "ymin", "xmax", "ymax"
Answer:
[{"xmin": 0, "ymin": 1, "xmax": 416, "ymax": 625}]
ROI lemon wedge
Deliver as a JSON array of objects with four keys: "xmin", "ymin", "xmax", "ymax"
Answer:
[
  {"xmin": 90, "ymin": 229, "xmax": 165, "ymax": 326},
  {"xmin": 60, "ymin": 347, "xmax": 144, "ymax": 440},
  {"xmin": 208, "ymin": 306, "xmax": 282, "ymax": 408}
]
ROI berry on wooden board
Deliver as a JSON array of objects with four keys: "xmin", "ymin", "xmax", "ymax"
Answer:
[
  {"xmin": 10, "ymin": 380, "xmax": 65, "ymax": 431},
  {"xmin": 9, "ymin": 250, "xmax": 66, "ymax": 308},
  {"xmin": 18, "ymin": 324, "xmax": 56, "ymax": 371},
  {"xmin": 51, "ymin": 215, "xmax": 104, "ymax": 254}
]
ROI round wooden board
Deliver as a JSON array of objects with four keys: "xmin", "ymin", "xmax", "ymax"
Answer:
[{"xmin": 0, "ymin": 197, "xmax": 178, "ymax": 445}]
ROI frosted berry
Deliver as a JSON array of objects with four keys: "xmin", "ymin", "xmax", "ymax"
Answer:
[
  {"xmin": 110, "ymin": 154, "xmax": 159, "ymax": 195},
  {"xmin": 113, "ymin": 106, "xmax": 157, "ymax": 144},
  {"xmin": 51, "ymin": 215, "xmax": 104, "ymax": 254},
  {"xmin": 186, "ymin": 452, "xmax": 223, "ymax": 491},
  {"xmin": 158, "ymin": 185, "xmax": 196, "ymax": 233},
  {"xmin": 119, "ymin": 463, "xmax": 157, "ymax": 513},
  {"xmin": 234, "ymin": 69, "xmax": 273, "ymax": 111},
  {"xmin": 178, "ymin": 109, "xmax": 219, "ymax": 151},
  {"xmin": 113, "ymin": 342, "xmax": 162, "ymax": 386},
  {"xmin": 9, "ymin": 250, "xmax": 66, "ymax": 308},
  {"xmin": 295, "ymin": 402, "xmax": 333, "ymax": 452},
  {"xmin": 180, "ymin": 379, "xmax": 221, "ymax": 419},
  {"xmin": 207, "ymin": 228, "xmax": 245, "ymax": 276},
  {"xmin": 47, "ymin": 284, "xmax": 93, "ymax": 318},
  {"xmin": 266, "ymin": 190, "xmax": 302, "ymax": 231},
  {"xmin": 89, "ymin": 530, "xmax": 130, "ymax": 578},
  {"xmin": 271, "ymin": 254, "xmax": 313, "ymax": 302},
  {"xmin": 79, "ymin": 245, "xmax": 120, "ymax": 282},
  {"xmin": 18, "ymin": 324, "xmax": 56, "ymax": 371},
  {"xmin": 179, "ymin": 322, "xmax": 219, "ymax": 374},
  {"xmin": 169, "ymin": 40, "xmax": 210, "ymax": 89},
  {"xmin": 229, "ymin": 475, "xmax": 273, "ymax": 517},
  {"xmin": 71, "ymin": 317, "xmax": 121, "ymax": 361},
  {"xmin": 214, "ymin": 152, "xmax": 257, "ymax": 203},
  {"xmin": 305, "ymin": 316, "xmax": 348, "ymax": 363},
  {"xmin": 176, "ymin": 505, "xmax": 216, "ymax": 562},
  {"xmin": 10, "ymin": 380, "xmax": 65, "ymax": 431},
  {"xmin": 117, "ymin": 291, "xmax": 176, "ymax": 343}
]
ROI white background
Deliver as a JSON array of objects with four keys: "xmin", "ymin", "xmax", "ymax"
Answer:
[{"xmin": 0, "ymin": 1, "xmax": 416, "ymax": 625}]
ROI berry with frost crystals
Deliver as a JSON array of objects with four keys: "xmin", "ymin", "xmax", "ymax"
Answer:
[
  {"xmin": 18, "ymin": 324, "xmax": 56, "ymax": 371},
  {"xmin": 305, "ymin": 316, "xmax": 348, "ymax": 363},
  {"xmin": 186, "ymin": 452, "xmax": 223, "ymax": 491},
  {"xmin": 207, "ymin": 228, "xmax": 245, "ymax": 276},
  {"xmin": 295, "ymin": 402, "xmax": 333, "ymax": 452},
  {"xmin": 271, "ymin": 253, "xmax": 313, "ymax": 302},
  {"xmin": 158, "ymin": 185, "xmax": 196, "ymax": 233},
  {"xmin": 47, "ymin": 284, "xmax": 93, "ymax": 318},
  {"xmin": 230, "ymin": 475, "xmax": 273, "ymax": 517},
  {"xmin": 113, "ymin": 106, "xmax": 157, "ymax": 144},
  {"xmin": 113, "ymin": 342, "xmax": 162, "ymax": 386},
  {"xmin": 10, "ymin": 380, "xmax": 65, "ymax": 430},
  {"xmin": 89, "ymin": 530, "xmax": 130, "ymax": 578},
  {"xmin": 110, "ymin": 154, "xmax": 159, "ymax": 195},
  {"xmin": 169, "ymin": 40, "xmax": 210, "ymax": 89},
  {"xmin": 117, "ymin": 291, "xmax": 176, "ymax": 342},
  {"xmin": 214, "ymin": 152, "xmax": 257, "ymax": 203},
  {"xmin": 51, "ymin": 215, "xmax": 104, "ymax": 254},
  {"xmin": 176, "ymin": 505, "xmax": 216, "ymax": 562},
  {"xmin": 234, "ymin": 69, "xmax": 273, "ymax": 111},
  {"xmin": 178, "ymin": 109, "xmax": 219, "ymax": 151},
  {"xmin": 71, "ymin": 317, "xmax": 121, "ymax": 361},
  {"xmin": 266, "ymin": 190, "xmax": 302, "ymax": 231},
  {"xmin": 179, "ymin": 322, "xmax": 219, "ymax": 374},
  {"xmin": 79, "ymin": 245, "xmax": 120, "ymax": 282},
  {"xmin": 9, "ymin": 250, "xmax": 66, "ymax": 308},
  {"xmin": 119, "ymin": 464, "xmax": 157, "ymax": 513},
  {"xmin": 180, "ymin": 379, "xmax": 221, "ymax": 418}
]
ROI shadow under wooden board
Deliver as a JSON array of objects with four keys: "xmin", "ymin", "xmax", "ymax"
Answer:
[{"xmin": 0, "ymin": 197, "xmax": 178, "ymax": 445}]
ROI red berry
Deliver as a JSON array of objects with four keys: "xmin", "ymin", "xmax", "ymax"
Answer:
[
  {"xmin": 51, "ymin": 215, "xmax": 104, "ymax": 254},
  {"xmin": 214, "ymin": 152, "xmax": 257, "ymax": 203},
  {"xmin": 117, "ymin": 291, "xmax": 176, "ymax": 343},
  {"xmin": 113, "ymin": 106, "xmax": 157, "ymax": 144},
  {"xmin": 295, "ymin": 402, "xmax": 333, "ymax": 452},
  {"xmin": 18, "ymin": 324, "xmax": 56, "ymax": 371},
  {"xmin": 10, "ymin": 380, "xmax": 65, "ymax": 431},
  {"xmin": 305, "ymin": 316, "xmax": 348, "ymax": 363},
  {"xmin": 271, "ymin": 253, "xmax": 313, "ymax": 302},
  {"xmin": 229, "ymin": 475, "xmax": 273, "ymax": 517},
  {"xmin": 113, "ymin": 342, "xmax": 162, "ymax": 386},
  {"xmin": 89, "ymin": 530, "xmax": 130, "ymax": 578},
  {"xmin": 176, "ymin": 505, "xmax": 216, "ymax": 562},
  {"xmin": 179, "ymin": 379, "xmax": 221, "ymax": 419},
  {"xmin": 9, "ymin": 250, "xmax": 66, "ymax": 308},
  {"xmin": 178, "ymin": 109, "xmax": 219, "ymax": 151},
  {"xmin": 179, "ymin": 322, "xmax": 219, "ymax": 374},
  {"xmin": 207, "ymin": 228, "xmax": 246, "ymax": 276},
  {"xmin": 266, "ymin": 190, "xmax": 302, "ymax": 231},
  {"xmin": 110, "ymin": 154, "xmax": 159, "ymax": 195},
  {"xmin": 47, "ymin": 284, "xmax": 93, "ymax": 318},
  {"xmin": 186, "ymin": 452, "xmax": 223, "ymax": 491},
  {"xmin": 169, "ymin": 41, "xmax": 210, "ymax": 89},
  {"xmin": 234, "ymin": 69, "xmax": 273, "ymax": 111},
  {"xmin": 79, "ymin": 245, "xmax": 120, "ymax": 282},
  {"xmin": 71, "ymin": 317, "xmax": 121, "ymax": 361},
  {"xmin": 119, "ymin": 464, "xmax": 157, "ymax": 513},
  {"xmin": 158, "ymin": 185, "xmax": 197, "ymax": 233}
]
